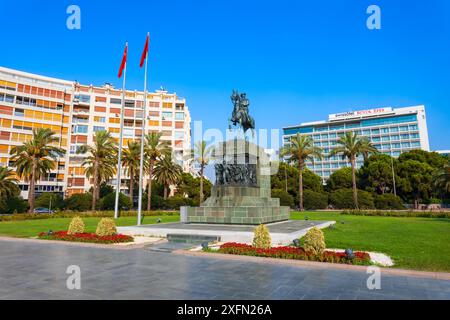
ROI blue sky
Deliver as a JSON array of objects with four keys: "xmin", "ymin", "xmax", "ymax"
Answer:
[{"xmin": 1, "ymin": 0, "xmax": 449, "ymax": 150}]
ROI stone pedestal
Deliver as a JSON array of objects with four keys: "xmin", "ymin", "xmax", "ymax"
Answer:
[{"xmin": 183, "ymin": 139, "xmax": 290, "ymax": 225}]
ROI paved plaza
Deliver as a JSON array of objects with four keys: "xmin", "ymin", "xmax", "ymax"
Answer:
[
  {"xmin": 0, "ymin": 238, "xmax": 449, "ymax": 300},
  {"xmin": 118, "ymin": 220, "xmax": 335, "ymax": 245}
]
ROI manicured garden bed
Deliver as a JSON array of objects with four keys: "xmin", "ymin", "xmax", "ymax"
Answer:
[
  {"xmin": 212, "ymin": 242, "xmax": 371, "ymax": 265},
  {"xmin": 38, "ymin": 231, "xmax": 134, "ymax": 244}
]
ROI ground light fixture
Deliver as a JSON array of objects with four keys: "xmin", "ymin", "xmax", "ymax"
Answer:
[
  {"xmin": 293, "ymin": 239, "xmax": 300, "ymax": 247},
  {"xmin": 201, "ymin": 242, "xmax": 209, "ymax": 250},
  {"xmin": 345, "ymin": 248, "xmax": 355, "ymax": 260}
]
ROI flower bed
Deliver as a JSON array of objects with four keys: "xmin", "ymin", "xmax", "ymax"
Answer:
[
  {"xmin": 38, "ymin": 231, "xmax": 134, "ymax": 244},
  {"xmin": 215, "ymin": 242, "xmax": 371, "ymax": 265}
]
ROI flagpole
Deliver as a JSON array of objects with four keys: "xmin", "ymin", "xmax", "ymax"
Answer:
[
  {"xmin": 114, "ymin": 42, "xmax": 128, "ymax": 219},
  {"xmin": 137, "ymin": 33, "xmax": 149, "ymax": 226}
]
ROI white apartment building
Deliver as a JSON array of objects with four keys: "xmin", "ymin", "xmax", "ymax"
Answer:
[
  {"xmin": 0, "ymin": 66, "xmax": 191, "ymax": 199},
  {"xmin": 283, "ymin": 106, "xmax": 430, "ymax": 182}
]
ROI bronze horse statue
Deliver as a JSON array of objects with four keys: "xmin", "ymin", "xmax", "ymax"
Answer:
[{"xmin": 229, "ymin": 90, "xmax": 255, "ymax": 134}]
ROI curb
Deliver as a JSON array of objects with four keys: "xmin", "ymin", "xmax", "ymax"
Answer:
[{"xmin": 174, "ymin": 249, "xmax": 450, "ymax": 281}]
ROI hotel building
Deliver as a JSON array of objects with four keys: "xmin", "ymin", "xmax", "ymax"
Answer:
[
  {"xmin": 0, "ymin": 67, "xmax": 191, "ymax": 200},
  {"xmin": 283, "ymin": 106, "xmax": 429, "ymax": 182}
]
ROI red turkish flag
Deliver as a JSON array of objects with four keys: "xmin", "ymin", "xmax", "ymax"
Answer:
[
  {"xmin": 118, "ymin": 43, "xmax": 128, "ymax": 78},
  {"xmin": 140, "ymin": 33, "xmax": 150, "ymax": 68}
]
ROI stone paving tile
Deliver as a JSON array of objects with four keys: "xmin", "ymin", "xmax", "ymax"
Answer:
[{"xmin": 0, "ymin": 239, "xmax": 449, "ymax": 300}]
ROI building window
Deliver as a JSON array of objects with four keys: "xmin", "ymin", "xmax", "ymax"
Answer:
[
  {"xmin": 401, "ymin": 134, "xmax": 410, "ymax": 140},
  {"xmin": 162, "ymin": 111, "xmax": 172, "ymax": 119},
  {"xmin": 110, "ymin": 98, "xmax": 121, "ymax": 104},
  {"xmin": 93, "ymin": 126, "xmax": 105, "ymax": 132},
  {"xmin": 75, "ymin": 94, "xmax": 90, "ymax": 103},
  {"xmin": 399, "ymin": 126, "xmax": 409, "ymax": 132},
  {"xmin": 174, "ymin": 131, "xmax": 184, "ymax": 139},
  {"xmin": 390, "ymin": 127, "xmax": 399, "ymax": 133},
  {"xmin": 74, "ymin": 125, "xmax": 88, "ymax": 134},
  {"xmin": 401, "ymin": 142, "xmax": 411, "ymax": 148},
  {"xmin": 14, "ymin": 108, "xmax": 24, "ymax": 117},
  {"xmin": 175, "ymin": 112, "xmax": 185, "ymax": 120}
]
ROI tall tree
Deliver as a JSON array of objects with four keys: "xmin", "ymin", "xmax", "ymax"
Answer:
[
  {"xmin": 359, "ymin": 154, "xmax": 398, "ymax": 194},
  {"xmin": 359, "ymin": 136, "xmax": 378, "ymax": 162},
  {"xmin": 193, "ymin": 140, "xmax": 214, "ymax": 203},
  {"xmin": 153, "ymin": 154, "xmax": 182, "ymax": 199},
  {"xmin": 10, "ymin": 128, "xmax": 65, "ymax": 213},
  {"xmin": 397, "ymin": 160, "xmax": 434, "ymax": 208},
  {"xmin": 434, "ymin": 161, "xmax": 450, "ymax": 194},
  {"xmin": 329, "ymin": 132, "xmax": 377, "ymax": 209},
  {"xmin": 121, "ymin": 140, "xmax": 141, "ymax": 206},
  {"xmin": 77, "ymin": 130, "xmax": 117, "ymax": 210},
  {"xmin": 0, "ymin": 167, "xmax": 19, "ymax": 200},
  {"xmin": 280, "ymin": 134, "xmax": 323, "ymax": 211},
  {"xmin": 144, "ymin": 132, "xmax": 171, "ymax": 210}
]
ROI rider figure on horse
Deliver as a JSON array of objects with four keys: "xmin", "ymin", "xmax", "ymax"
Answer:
[{"xmin": 229, "ymin": 90, "xmax": 255, "ymax": 134}]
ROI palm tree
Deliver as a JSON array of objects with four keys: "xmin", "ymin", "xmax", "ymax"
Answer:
[
  {"xmin": 280, "ymin": 134, "xmax": 323, "ymax": 211},
  {"xmin": 0, "ymin": 167, "xmax": 19, "ymax": 200},
  {"xmin": 77, "ymin": 130, "xmax": 117, "ymax": 210},
  {"xmin": 9, "ymin": 128, "xmax": 65, "ymax": 213},
  {"xmin": 144, "ymin": 132, "xmax": 171, "ymax": 210},
  {"xmin": 194, "ymin": 140, "xmax": 214, "ymax": 203},
  {"xmin": 329, "ymin": 131, "xmax": 377, "ymax": 209},
  {"xmin": 434, "ymin": 161, "xmax": 450, "ymax": 193},
  {"xmin": 153, "ymin": 154, "xmax": 182, "ymax": 199},
  {"xmin": 122, "ymin": 140, "xmax": 141, "ymax": 206},
  {"xmin": 360, "ymin": 136, "xmax": 378, "ymax": 162}
]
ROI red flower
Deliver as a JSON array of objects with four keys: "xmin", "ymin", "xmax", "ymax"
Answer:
[{"xmin": 217, "ymin": 243, "xmax": 371, "ymax": 265}]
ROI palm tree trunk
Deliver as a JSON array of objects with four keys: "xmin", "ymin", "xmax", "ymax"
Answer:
[
  {"xmin": 147, "ymin": 160, "xmax": 154, "ymax": 211},
  {"xmin": 164, "ymin": 185, "xmax": 168, "ymax": 200},
  {"xmin": 199, "ymin": 165, "xmax": 204, "ymax": 203},
  {"xmin": 92, "ymin": 162, "xmax": 98, "ymax": 211},
  {"xmin": 351, "ymin": 157, "xmax": 359, "ymax": 209},
  {"xmin": 129, "ymin": 169, "xmax": 134, "ymax": 207},
  {"xmin": 28, "ymin": 160, "xmax": 36, "ymax": 213},
  {"xmin": 298, "ymin": 163, "xmax": 304, "ymax": 211}
]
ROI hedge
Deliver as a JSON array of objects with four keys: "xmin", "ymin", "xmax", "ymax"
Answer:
[
  {"xmin": 341, "ymin": 209, "xmax": 450, "ymax": 219},
  {"xmin": 0, "ymin": 210, "xmax": 179, "ymax": 222}
]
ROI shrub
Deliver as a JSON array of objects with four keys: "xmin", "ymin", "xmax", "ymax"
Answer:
[
  {"xmin": 164, "ymin": 195, "xmax": 195, "ymax": 210},
  {"xmin": 35, "ymin": 193, "xmax": 64, "ymax": 209},
  {"xmin": 67, "ymin": 216, "xmax": 85, "ymax": 235},
  {"xmin": 95, "ymin": 218, "xmax": 117, "ymax": 236},
  {"xmin": 303, "ymin": 190, "xmax": 328, "ymax": 210},
  {"xmin": 252, "ymin": 224, "xmax": 271, "ymax": 249},
  {"xmin": 271, "ymin": 189, "xmax": 295, "ymax": 208},
  {"xmin": 302, "ymin": 227, "xmax": 326, "ymax": 256},
  {"xmin": 374, "ymin": 193, "xmax": 405, "ymax": 210},
  {"xmin": 330, "ymin": 188, "xmax": 374, "ymax": 209},
  {"xmin": 99, "ymin": 192, "xmax": 131, "ymax": 210},
  {"xmin": 64, "ymin": 193, "xmax": 92, "ymax": 211},
  {"xmin": 0, "ymin": 196, "xmax": 28, "ymax": 214}
]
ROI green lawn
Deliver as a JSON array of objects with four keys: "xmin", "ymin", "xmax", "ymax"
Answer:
[
  {"xmin": 0, "ymin": 211, "xmax": 449, "ymax": 272},
  {"xmin": 291, "ymin": 211, "xmax": 450, "ymax": 272},
  {"xmin": 0, "ymin": 215, "xmax": 179, "ymax": 238}
]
